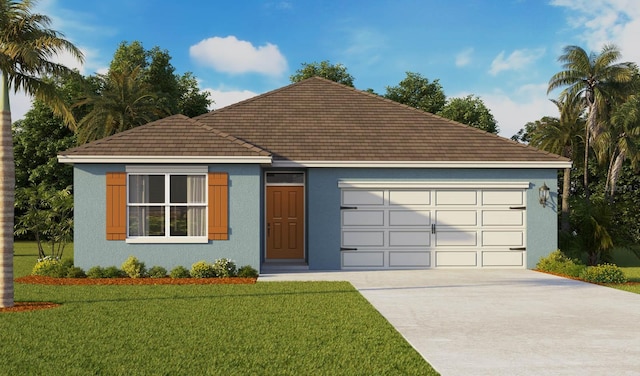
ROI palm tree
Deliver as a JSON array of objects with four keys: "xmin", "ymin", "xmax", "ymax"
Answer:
[
  {"xmin": 547, "ymin": 44, "xmax": 635, "ymax": 202},
  {"xmin": 0, "ymin": 0, "xmax": 83, "ymax": 308},
  {"xmin": 601, "ymin": 94, "xmax": 640, "ymax": 197},
  {"xmin": 74, "ymin": 66, "xmax": 168, "ymax": 144},
  {"xmin": 530, "ymin": 96, "xmax": 584, "ymax": 232}
]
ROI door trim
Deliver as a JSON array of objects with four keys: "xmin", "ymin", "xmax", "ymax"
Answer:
[{"xmin": 264, "ymin": 171, "xmax": 305, "ymax": 261}]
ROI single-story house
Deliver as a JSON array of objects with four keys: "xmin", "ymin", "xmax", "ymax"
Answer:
[{"xmin": 58, "ymin": 77, "xmax": 571, "ymax": 272}]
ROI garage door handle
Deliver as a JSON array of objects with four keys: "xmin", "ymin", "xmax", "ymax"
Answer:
[
  {"xmin": 431, "ymin": 224, "xmax": 436, "ymax": 234},
  {"xmin": 509, "ymin": 247, "xmax": 526, "ymax": 251},
  {"xmin": 340, "ymin": 247, "xmax": 358, "ymax": 251},
  {"xmin": 509, "ymin": 206, "xmax": 526, "ymax": 210},
  {"xmin": 340, "ymin": 206, "xmax": 358, "ymax": 210}
]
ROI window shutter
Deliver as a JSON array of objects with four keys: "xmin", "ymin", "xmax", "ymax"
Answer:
[
  {"xmin": 106, "ymin": 172, "xmax": 127, "ymax": 240},
  {"xmin": 208, "ymin": 172, "xmax": 229, "ymax": 240}
]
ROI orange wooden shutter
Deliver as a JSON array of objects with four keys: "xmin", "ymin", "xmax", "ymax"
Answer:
[
  {"xmin": 106, "ymin": 172, "xmax": 127, "ymax": 240},
  {"xmin": 208, "ymin": 172, "xmax": 229, "ymax": 240}
]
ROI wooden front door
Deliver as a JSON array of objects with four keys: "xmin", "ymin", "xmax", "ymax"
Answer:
[{"xmin": 266, "ymin": 186, "xmax": 304, "ymax": 259}]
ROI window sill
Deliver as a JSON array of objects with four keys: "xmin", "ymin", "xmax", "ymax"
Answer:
[{"xmin": 126, "ymin": 237, "xmax": 209, "ymax": 244}]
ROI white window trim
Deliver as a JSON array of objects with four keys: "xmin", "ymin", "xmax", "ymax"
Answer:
[{"xmin": 125, "ymin": 166, "xmax": 209, "ymax": 244}]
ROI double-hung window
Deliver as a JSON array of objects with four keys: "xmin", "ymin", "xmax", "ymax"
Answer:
[{"xmin": 126, "ymin": 167, "xmax": 208, "ymax": 243}]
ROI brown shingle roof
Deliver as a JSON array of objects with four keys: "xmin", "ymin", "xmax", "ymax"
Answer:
[
  {"xmin": 61, "ymin": 77, "xmax": 569, "ymax": 165},
  {"xmin": 194, "ymin": 77, "xmax": 568, "ymax": 163},
  {"xmin": 60, "ymin": 114, "xmax": 270, "ymax": 157}
]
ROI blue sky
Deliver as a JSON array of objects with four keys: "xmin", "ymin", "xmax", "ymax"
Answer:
[{"xmin": 9, "ymin": 0, "xmax": 640, "ymax": 138}]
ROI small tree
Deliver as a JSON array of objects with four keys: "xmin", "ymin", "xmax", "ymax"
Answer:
[{"xmin": 14, "ymin": 186, "xmax": 73, "ymax": 260}]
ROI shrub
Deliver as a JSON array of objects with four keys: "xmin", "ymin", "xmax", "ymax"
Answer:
[
  {"xmin": 121, "ymin": 256, "xmax": 147, "ymax": 278},
  {"xmin": 104, "ymin": 266, "xmax": 126, "ymax": 278},
  {"xmin": 86, "ymin": 266, "xmax": 105, "ymax": 279},
  {"xmin": 536, "ymin": 250, "xmax": 586, "ymax": 278},
  {"xmin": 31, "ymin": 257, "xmax": 67, "ymax": 278},
  {"xmin": 190, "ymin": 261, "xmax": 216, "ymax": 278},
  {"xmin": 66, "ymin": 266, "xmax": 87, "ymax": 278},
  {"xmin": 237, "ymin": 265, "xmax": 259, "ymax": 278},
  {"xmin": 148, "ymin": 266, "xmax": 168, "ymax": 278},
  {"xmin": 580, "ymin": 263, "xmax": 628, "ymax": 284},
  {"xmin": 169, "ymin": 266, "xmax": 191, "ymax": 279},
  {"xmin": 212, "ymin": 258, "xmax": 237, "ymax": 278}
]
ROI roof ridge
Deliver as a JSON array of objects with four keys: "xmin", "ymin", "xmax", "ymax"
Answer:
[{"xmin": 188, "ymin": 117, "xmax": 271, "ymax": 156}]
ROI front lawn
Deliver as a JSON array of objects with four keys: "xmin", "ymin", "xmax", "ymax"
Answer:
[{"xmin": 3, "ymin": 243, "xmax": 438, "ymax": 375}]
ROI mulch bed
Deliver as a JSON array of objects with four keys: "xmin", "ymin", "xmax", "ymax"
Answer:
[
  {"xmin": 2, "ymin": 276, "xmax": 257, "ymax": 313},
  {"xmin": 1, "ymin": 301, "xmax": 61, "ymax": 313},
  {"xmin": 14, "ymin": 275, "xmax": 257, "ymax": 285}
]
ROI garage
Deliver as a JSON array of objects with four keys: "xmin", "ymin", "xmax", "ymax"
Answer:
[{"xmin": 338, "ymin": 181, "xmax": 529, "ymax": 269}]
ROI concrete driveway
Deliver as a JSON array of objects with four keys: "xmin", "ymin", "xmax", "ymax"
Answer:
[{"xmin": 258, "ymin": 269, "xmax": 640, "ymax": 376}]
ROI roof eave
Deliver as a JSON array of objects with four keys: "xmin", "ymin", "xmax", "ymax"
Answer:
[
  {"xmin": 57, "ymin": 155, "xmax": 273, "ymax": 164},
  {"xmin": 272, "ymin": 160, "xmax": 573, "ymax": 169}
]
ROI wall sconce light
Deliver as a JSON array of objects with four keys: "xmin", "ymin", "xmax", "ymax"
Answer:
[{"xmin": 539, "ymin": 182, "xmax": 550, "ymax": 207}]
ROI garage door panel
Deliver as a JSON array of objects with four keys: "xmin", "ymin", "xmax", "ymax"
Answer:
[
  {"xmin": 389, "ymin": 210, "xmax": 431, "ymax": 226},
  {"xmin": 436, "ymin": 251, "xmax": 477, "ymax": 266},
  {"xmin": 389, "ymin": 251, "xmax": 431, "ymax": 267},
  {"xmin": 339, "ymin": 186, "xmax": 527, "ymax": 269},
  {"xmin": 482, "ymin": 251, "xmax": 524, "ymax": 266},
  {"xmin": 436, "ymin": 190, "xmax": 477, "ymax": 205},
  {"xmin": 342, "ymin": 210, "xmax": 384, "ymax": 226},
  {"xmin": 389, "ymin": 231, "xmax": 430, "ymax": 246},
  {"xmin": 342, "ymin": 252, "xmax": 384, "ymax": 267},
  {"xmin": 482, "ymin": 190, "xmax": 524, "ymax": 205},
  {"xmin": 389, "ymin": 190, "xmax": 430, "ymax": 206},
  {"xmin": 436, "ymin": 210, "xmax": 477, "ymax": 227},
  {"xmin": 482, "ymin": 231, "xmax": 524, "ymax": 246},
  {"xmin": 436, "ymin": 231, "xmax": 477, "ymax": 246},
  {"xmin": 482, "ymin": 210, "xmax": 524, "ymax": 226},
  {"xmin": 342, "ymin": 190, "xmax": 384, "ymax": 206},
  {"xmin": 342, "ymin": 231, "xmax": 384, "ymax": 247}
]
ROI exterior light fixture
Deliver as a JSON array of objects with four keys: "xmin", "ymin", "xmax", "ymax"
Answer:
[{"xmin": 539, "ymin": 182, "xmax": 550, "ymax": 208}]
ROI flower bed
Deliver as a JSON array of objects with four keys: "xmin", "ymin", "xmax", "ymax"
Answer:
[{"xmin": 15, "ymin": 275, "xmax": 257, "ymax": 285}]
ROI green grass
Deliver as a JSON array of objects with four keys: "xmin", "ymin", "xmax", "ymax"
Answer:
[{"xmin": 4, "ymin": 242, "xmax": 438, "ymax": 375}]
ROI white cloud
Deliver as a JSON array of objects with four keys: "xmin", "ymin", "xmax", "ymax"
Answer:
[
  {"xmin": 455, "ymin": 48, "xmax": 474, "ymax": 67},
  {"xmin": 489, "ymin": 48, "xmax": 546, "ymax": 75},
  {"xmin": 190, "ymin": 36, "xmax": 288, "ymax": 76},
  {"xmin": 470, "ymin": 83, "xmax": 557, "ymax": 139},
  {"xmin": 204, "ymin": 88, "xmax": 259, "ymax": 110},
  {"xmin": 550, "ymin": 0, "xmax": 640, "ymax": 64}
]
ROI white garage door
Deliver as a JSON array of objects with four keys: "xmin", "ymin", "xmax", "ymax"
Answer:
[{"xmin": 339, "ymin": 183, "xmax": 528, "ymax": 269}]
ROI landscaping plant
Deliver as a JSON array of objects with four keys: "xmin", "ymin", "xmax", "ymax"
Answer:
[{"xmin": 121, "ymin": 256, "xmax": 147, "ymax": 278}]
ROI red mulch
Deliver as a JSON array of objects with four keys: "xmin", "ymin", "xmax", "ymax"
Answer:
[
  {"xmin": 14, "ymin": 275, "xmax": 257, "ymax": 285},
  {"xmin": 1, "ymin": 301, "xmax": 61, "ymax": 313}
]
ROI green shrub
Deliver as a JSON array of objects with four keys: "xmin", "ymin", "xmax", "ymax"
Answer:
[
  {"xmin": 148, "ymin": 266, "xmax": 167, "ymax": 278},
  {"xmin": 237, "ymin": 265, "xmax": 259, "ymax": 278},
  {"xmin": 121, "ymin": 256, "xmax": 147, "ymax": 278},
  {"xmin": 66, "ymin": 266, "xmax": 87, "ymax": 278},
  {"xmin": 190, "ymin": 261, "xmax": 216, "ymax": 278},
  {"xmin": 580, "ymin": 263, "xmax": 628, "ymax": 284},
  {"xmin": 536, "ymin": 250, "xmax": 586, "ymax": 277},
  {"xmin": 104, "ymin": 266, "xmax": 126, "ymax": 278},
  {"xmin": 212, "ymin": 258, "xmax": 237, "ymax": 278},
  {"xmin": 31, "ymin": 257, "xmax": 67, "ymax": 277},
  {"xmin": 169, "ymin": 266, "xmax": 191, "ymax": 278},
  {"xmin": 86, "ymin": 266, "xmax": 105, "ymax": 279}
]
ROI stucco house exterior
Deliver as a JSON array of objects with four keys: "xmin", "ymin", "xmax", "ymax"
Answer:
[{"xmin": 58, "ymin": 77, "xmax": 571, "ymax": 272}]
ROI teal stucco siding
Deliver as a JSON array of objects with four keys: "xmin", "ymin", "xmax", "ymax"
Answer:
[
  {"xmin": 306, "ymin": 168, "xmax": 559, "ymax": 270},
  {"xmin": 73, "ymin": 164, "xmax": 262, "ymax": 271}
]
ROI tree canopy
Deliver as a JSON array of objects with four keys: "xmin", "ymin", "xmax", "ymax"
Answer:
[
  {"xmin": 383, "ymin": 72, "xmax": 446, "ymax": 114},
  {"xmin": 437, "ymin": 95, "xmax": 498, "ymax": 134},
  {"xmin": 290, "ymin": 60, "xmax": 354, "ymax": 87}
]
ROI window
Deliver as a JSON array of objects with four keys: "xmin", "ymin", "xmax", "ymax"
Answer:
[{"xmin": 128, "ymin": 172, "xmax": 207, "ymax": 242}]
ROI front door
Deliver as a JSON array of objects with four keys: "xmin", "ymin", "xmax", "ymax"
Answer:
[{"xmin": 266, "ymin": 185, "xmax": 304, "ymax": 259}]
